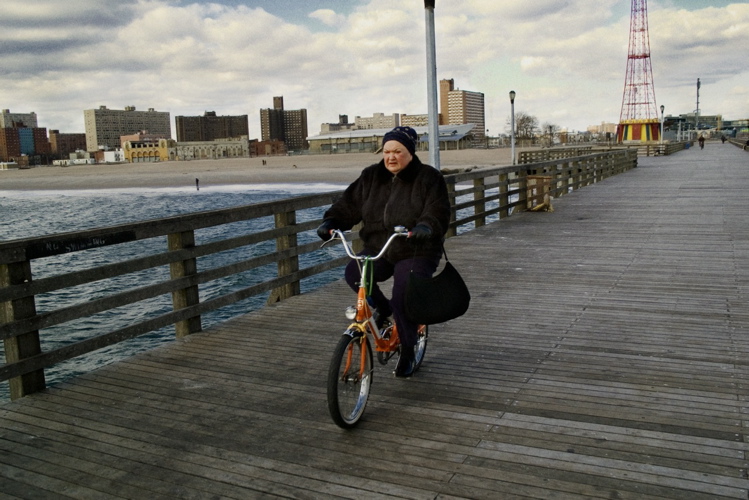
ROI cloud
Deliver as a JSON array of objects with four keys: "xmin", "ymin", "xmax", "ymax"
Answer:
[
  {"xmin": 1, "ymin": 0, "xmax": 747, "ymax": 137},
  {"xmin": 2, "ymin": 0, "xmax": 138, "ymax": 28},
  {"xmin": 309, "ymin": 9, "xmax": 346, "ymax": 27}
]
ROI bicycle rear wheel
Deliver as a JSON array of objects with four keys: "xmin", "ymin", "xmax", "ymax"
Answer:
[
  {"xmin": 327, "ymin": 331, "xmax": 373, "ymax": 429},
  {"xmin": 413, "ymin": 324, "xmax": 428, "ymax": 371}
]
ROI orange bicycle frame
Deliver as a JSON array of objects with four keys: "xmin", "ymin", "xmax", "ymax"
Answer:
[{"xmin": 353, "ymin": 260, "xmax": 399, "ymax": 353}]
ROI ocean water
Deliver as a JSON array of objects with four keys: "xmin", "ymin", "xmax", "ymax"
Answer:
[{"xmin": 0, "ymin": 183, "xmax": 346, "ymax": 401}]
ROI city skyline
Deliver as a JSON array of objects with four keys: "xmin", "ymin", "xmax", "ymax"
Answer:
[{"xmin": 2, "ymin": 0, "xmax": 747, "ymax": 137}]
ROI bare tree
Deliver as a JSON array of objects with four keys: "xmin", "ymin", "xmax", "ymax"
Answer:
[
  {"xmin": 541, "ymin": 122, "xmax": 561, "ymax": 146},
  {"xmin": 511, "ymin": 111, "xmax": 538, "ymax": 141}
]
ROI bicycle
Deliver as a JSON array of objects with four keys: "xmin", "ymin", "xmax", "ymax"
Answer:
[{"xmin": 322, "ymin": 226, "xmax": 428, "ymax": 429}]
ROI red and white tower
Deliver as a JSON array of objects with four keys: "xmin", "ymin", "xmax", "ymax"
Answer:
[{"xmin": 617, "ymin": 0, "xmax": 660, "ymax": 143}]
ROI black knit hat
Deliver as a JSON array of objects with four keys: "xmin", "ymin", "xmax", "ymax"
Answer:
[{"xmin": 382, "ymin": 126, "xmax": 418, "ymax": 155}]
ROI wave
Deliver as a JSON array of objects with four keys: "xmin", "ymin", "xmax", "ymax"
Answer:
[{"xmin": 0, "ymin": 183, "xmax": 345, "ymax": 198}]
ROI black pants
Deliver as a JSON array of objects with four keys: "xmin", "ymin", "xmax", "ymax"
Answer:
[{"xmin": 345, "ymin": 254, "xmax": 439, "ymax": 348}]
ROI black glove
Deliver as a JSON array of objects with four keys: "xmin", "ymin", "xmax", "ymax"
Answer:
[
  {"xmin": 409, "ymin": 224, "xmax": 432, "ymax": 240},
  {"xmin": 316, "ymin": 219, "xmax": 337, "ymax": 241}
]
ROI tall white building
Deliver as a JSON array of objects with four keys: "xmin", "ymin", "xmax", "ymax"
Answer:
[
  {"xmin": 447, "ymin": 89, "xmax": 485, "ymax": 141},
  {"xmin": 84, "ymin": 105, "xmax": 171, "ymax": 151}
]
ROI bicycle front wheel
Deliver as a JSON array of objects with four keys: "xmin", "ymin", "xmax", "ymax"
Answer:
[{"xmin": 327, "ymin": 331, "xmax": 373, "ymax": 429}]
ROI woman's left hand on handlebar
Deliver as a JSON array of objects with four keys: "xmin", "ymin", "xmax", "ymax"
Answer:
[{"xmin": 316, "ymin": 219, "xmax": 337, "ymax": 241}]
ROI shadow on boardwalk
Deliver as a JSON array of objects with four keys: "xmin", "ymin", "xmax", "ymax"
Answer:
[{"xmin": 1, "ymin": 142, "xmax": 749, "ymax": 499}]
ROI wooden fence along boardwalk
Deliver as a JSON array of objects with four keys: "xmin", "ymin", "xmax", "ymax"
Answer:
[{"xmin": 2, "ymin": 141, "xmax": 749, "ymax": 498}]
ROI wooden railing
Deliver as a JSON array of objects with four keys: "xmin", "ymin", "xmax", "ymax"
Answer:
[
  {"xmin": 0, "ymin": 149, "xmax": 638, "ymax": 399},
  {"xmin": 728, "ymin": 139, "xmax": 749, "ymax": 151},
  {"xmin": 635, "ymin": 142, "xmax": 688, "ymax": 156},
  {"xmin": 517, "ymin": 147, "xmax": 594, "ymax": 164},
  {"xmin": 518, "ymin": 142, "xmax": 687, "ymax": 166}
]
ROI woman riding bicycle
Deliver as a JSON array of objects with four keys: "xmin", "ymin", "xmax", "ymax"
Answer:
[{"xmin": 317, "ymin": 126, "xmax": 450, "ymax": 377}]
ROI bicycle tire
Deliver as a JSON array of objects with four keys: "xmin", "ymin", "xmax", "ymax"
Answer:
[
  {"xmin": 413, "ymin": 324, "xmax": 428, "ymax": 371},
  {"xmin": 327, "ymin": 331, "xmax": 373, "ymax": 429}
]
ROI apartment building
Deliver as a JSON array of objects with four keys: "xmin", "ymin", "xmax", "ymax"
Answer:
[
  {"xmin": 439, "ymin": 79, "xmax": 453, "ymax": 125},
  {"xmin": 447, "ymin": 89, "xmax": 485, "ymax": 139},
  {"xmin": 400, "ymin": 114, "xmax": 430, "ymax": 128},
  {"xmin": 0, "ymin": 127, "xmax": 50, "ymax": 162},
  {"xmin": 259, "ymin": 96, "xmax": 308, "ymax": 151},
  {"xmin": 439, "ymin": 79, "xmax": 485, "ymax": 141},
  {"xmin": 0, "ymin": 109, "xmax": 38, "ymax": 128},
  {"xmin": 354, "ymin": 113, "xmax": 399, "ymax": 130},
  {"xmin": 49, "ymin": 130, "xmax": 87, "ymax": 157},
  {"xmin": 175, "ymin": 111, "xmax": 249, "ymax": 142},
  {"xmin": 84, "ymin": 106, "xmax": 171, "ymax": 151}
]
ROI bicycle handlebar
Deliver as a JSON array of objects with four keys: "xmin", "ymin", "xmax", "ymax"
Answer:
[{"xmin": 323, "ymin": 226, "xmax": 409, "ymax": 260}]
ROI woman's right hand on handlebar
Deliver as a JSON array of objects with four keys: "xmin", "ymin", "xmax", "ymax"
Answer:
[{"xmin": 408, "ymin": 224, "xmax": 432, "ymax": 240}]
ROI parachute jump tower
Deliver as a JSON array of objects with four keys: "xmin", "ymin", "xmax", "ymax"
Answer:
[{"xmin": 617, "ymin": 0, "xmax": 660, "ymax": 143}]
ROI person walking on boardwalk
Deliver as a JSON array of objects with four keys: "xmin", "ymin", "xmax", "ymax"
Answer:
[
  {"xmin": 698, "ymin": 135, "xmax": 705, "ymax": 149},
  {"xmin": 316, "ymin": 126, "xmax": 450, "ymax": 378}
]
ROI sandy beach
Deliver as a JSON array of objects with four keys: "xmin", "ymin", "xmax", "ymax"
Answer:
[{"xmin": 0, "ymin": 149, "xmax": 514, "ymax": 191}]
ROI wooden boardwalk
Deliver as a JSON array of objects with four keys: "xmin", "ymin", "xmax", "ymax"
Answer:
[{"xmin": 2, "ymin": 142, "xmax": 749, "ymax": 499}]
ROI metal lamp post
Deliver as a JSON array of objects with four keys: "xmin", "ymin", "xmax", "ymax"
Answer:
[
  {"xmin": 695, "ymin": 78, "xmax": 700, "ymax": 138},
  {"xmin": 509, "ymin": 90, "xmax": 516, "ymax": 165},
  {"xmin": 660, "ymin": 104, "xmax": 664, "ymax": 144},
  {"xmin": 424, "ymin": 0, "xmax": 440, "ymax": 169}
]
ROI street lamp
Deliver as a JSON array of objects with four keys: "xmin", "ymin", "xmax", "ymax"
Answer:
[
  {"xmin": 660, "ymin": 104, "xmax": 665, "ymax": 144},
  {"xmin": 509, "ymin": 90, "xmax": 516, "ymax": 165},
  {"xmin": 424, "ymin": 0, "xmax": 439, "ymax": 169}
]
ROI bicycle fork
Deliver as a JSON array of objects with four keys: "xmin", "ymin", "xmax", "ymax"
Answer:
[{"xmin": 341, "ymin": 327, "xmax": 369, "ymax": 383}]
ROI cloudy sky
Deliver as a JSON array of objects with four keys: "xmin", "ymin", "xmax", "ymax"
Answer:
[{"xmin": 2, "ymin": 0, "xmax": 747, "ymax": 138}]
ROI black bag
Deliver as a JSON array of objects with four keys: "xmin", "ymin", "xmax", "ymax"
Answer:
[{"xmin": 405, "ymin": 251, "xmax": 470, "ymax": 324}]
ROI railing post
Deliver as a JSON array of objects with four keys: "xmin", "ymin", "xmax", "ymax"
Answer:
[
  {"xmin": 1, "ymin": 261, "xmax": 46, "ymax": 399},
  {"xmin": 168, "ymin": 230, "xmax": 202, "ymax": 338},
  {"xmin": 571, "ymin": 159, "xmax": 580, "ymax": 192},
  {"xmin": 499, "ymin": 173, "xmax": 509, "ymax": 219},
  {"xmin": 446, "ymin": 182, "xmax": 457, "ymax": 238},
  {"xmin": 518, "ymin": 169, "xmax": 528, "ymax": 211},
  {"xmin": 584, "ymin": 157, "xmax": 593, "ymax": 187},
  {"xmin": 267, "ymin": 210, "xmax": 300, "ymax": 303},
  {"xmin": 473, "ymin": 178, "xmax": 486, "ymax": 228},
  {"xmin": 554, "ymin": 163, "xmax": 563, "ymax": 198}
]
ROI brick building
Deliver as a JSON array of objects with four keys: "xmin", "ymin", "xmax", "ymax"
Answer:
[
  {"xmin": 49, "ymin": 130, "xmax": 87, "ymax": 158},
  {"xmin": 175, "ymin": 111, "xmax": 249, "ymax": 142},
  {"xmin": 0, "ymin": 127, "xmax": 50, "ymax": 162},
  {"xmin": 259, "ymin": 96, "xmax": 308, "ymax": 152}
]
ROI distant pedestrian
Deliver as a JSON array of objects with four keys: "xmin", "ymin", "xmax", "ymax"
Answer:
[
  {"xmin": 196, "ymin": 178, "xmax": 200, "ymax": 191},
  {"xmin": 721, "ymin": 135, "xmax": 726, "ymax": 144},
  {"xmin": 698, "ymin": 136, "xmax": 705, "ymax": 150}
]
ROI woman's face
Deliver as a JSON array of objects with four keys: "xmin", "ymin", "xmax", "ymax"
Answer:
[{"xmin": 383, "ymin": 140, "xmax": 413, "ymax": 175}]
